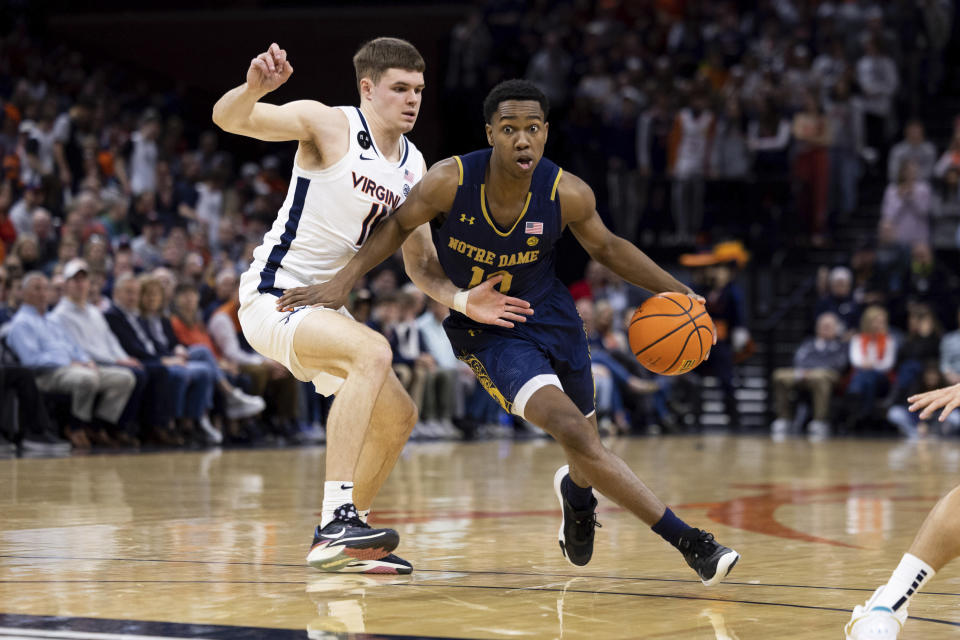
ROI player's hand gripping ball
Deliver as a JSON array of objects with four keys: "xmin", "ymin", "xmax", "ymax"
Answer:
[{"xmin": 628, "ymin": 292, "xmax": 715, "ymax": 375}]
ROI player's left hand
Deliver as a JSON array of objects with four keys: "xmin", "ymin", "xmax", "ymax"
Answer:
[
  {"xmin": 276, "ymin": 278, "xmax": 351, "ymax": 311},
  {"xmin": 683, "ymin": 289, "xmax": 717, "ymax": 347},
  {"xmin": 465, "ymin": 275, "xmax": 534, "ymax": 328},
  {"xmin": 909, "ymin": 382, "xmax": 960, "ymax": 422}
]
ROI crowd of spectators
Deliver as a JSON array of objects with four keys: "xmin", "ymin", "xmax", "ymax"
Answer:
[
  {"xmin": 0, "ymin": 1, "xmax": 959, "ymax": 454},
  {"xmin": 445, "ymin": 0, "xmax": 955, "ymax": 251}
]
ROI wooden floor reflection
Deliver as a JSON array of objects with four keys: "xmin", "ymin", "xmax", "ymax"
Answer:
[{"xmin": 1, "ymin": 436, "xmax": 959, "ymax": 639}]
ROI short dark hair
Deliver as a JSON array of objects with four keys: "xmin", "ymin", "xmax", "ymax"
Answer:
[
  {"xmin": 483, "ymin": 79, "xmax": 549, "ymax": 123},
  {"xmin": 353, "ymin": 37, "xmax": 425, "ymax": 92}
]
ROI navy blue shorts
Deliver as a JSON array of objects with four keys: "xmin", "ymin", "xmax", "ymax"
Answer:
[{"xmin": 444, "ymin": 295, "xmax": 595, "ymax": 419}]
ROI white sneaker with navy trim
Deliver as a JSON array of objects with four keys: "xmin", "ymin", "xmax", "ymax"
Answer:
[{"xmin": 845, "ymin": 588, "xmax": 908, "ymax": 639}]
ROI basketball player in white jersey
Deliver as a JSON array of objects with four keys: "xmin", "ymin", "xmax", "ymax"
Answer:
[
  {"xmin": 845, "ymin": 381, "xmax": 960, "ymax": 639},
  {"xmin": 212, "ymin": 40, "xmax": 532, "ymax": 574}
]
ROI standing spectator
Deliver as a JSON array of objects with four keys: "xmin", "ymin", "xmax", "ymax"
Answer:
[
  {"xmin": 416, "ymin": 299, "xmax": 469, "ymax": 438},
  {"xmin": 881, "ymin": 160, "xmax": 932, "ymax": 248},
  {"xmin": 709, "ymin": 97, "xmax": 750, "ymax": 235},
  {"xmin": 934, "ymin": 132, "xmax": 960, "ymax": 179},
  {"xmin": 823, "ymin": 78, "xmax": 863, "ymax": 223},
  {"xmin": 856, "ymin": 37, "xmax": 899, "ymax": 164},
  {"xmin": 6, "ymin": 272, "xmax": 136, "ymax": 449},
  {"xmin": 846, "ymin": 305, "xmax": 897, "ymax": 428},
  {"xmin": 747, "ymin": 98, "xmax": 791, "ymax": 228},
  {"xmin": 792, "ymin": 92, "xmax": 831, "ymax": 244},
  {"xmin": 48, "ymin": 259, "xmax": 145, "ymax": 447},
  {"xmin": 888, "ymin": 120, "xmax": 937, "ymax": 182},
  {"xmin": 525, "ymin": 33, "xmax": 572, "ymax": 114},
  {"xmin": 636, "ymin": 91, "xmax": 674, "ymax": 238},
  {"xmin": 771, "ymin": 312, "xmax": 848, "ymax": 439},
  {"xmin": 125, "ymin": 108, "xmax": 160, "ymax": 196},
  {"xmin": 669, "ymin": 92, "xmax": 714, "ymax": 241}
]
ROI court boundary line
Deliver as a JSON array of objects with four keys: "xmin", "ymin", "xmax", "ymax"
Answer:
[{"xmin": 2, "ymin": 554, "xmax": 959, "ymax": 598}]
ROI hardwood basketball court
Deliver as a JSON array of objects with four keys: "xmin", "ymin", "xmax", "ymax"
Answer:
[{"xmin": 1, "ymin": 436, "xmax": 958, "ymax": 639}]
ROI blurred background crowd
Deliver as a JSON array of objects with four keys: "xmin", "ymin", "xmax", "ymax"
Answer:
[{"xmin": 1, "ymin": 0, "xmax": 960, "ymax": 454}]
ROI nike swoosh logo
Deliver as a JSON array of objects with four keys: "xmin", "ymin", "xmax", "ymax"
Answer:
[
  {"xmin": 359, "ymin": 155, "xmax": 374, "ymax": 161},
  {"xmin": 320, "ymin": 529, "xmax": 348, "ymax": 540},
  {"xmin": 340, "ymin": 483, "xmax": 354, "ymax": 490}
]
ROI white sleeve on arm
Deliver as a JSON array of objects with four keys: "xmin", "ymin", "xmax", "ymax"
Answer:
[{"xmin": 208, "ymin": 313, "xmax": 263, "ymax": 366}]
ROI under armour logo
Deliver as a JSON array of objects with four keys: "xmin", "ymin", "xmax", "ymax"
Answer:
[{"xmin": 460, "ymin": 214, "xmax": 475, "ymax": 225}]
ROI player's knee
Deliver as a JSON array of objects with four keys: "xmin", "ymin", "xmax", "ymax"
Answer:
[
  {"xmin": 353, "ymin": 335, "xmax": 393, "ymax": 375},
  {"xmin": 548, "ymin": 411, "xmax": 601, "ymax": 458}
]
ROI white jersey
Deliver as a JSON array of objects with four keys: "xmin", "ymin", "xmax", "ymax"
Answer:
[{"xmin": 247, "ymin": 106, "xmax": 424, "ymax": 293}]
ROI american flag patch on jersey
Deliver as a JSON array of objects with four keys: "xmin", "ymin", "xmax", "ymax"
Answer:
[
  {"xmin": 525, "ymin": 221, "xmax": 543, "ymax": 235},
  {"xmin": 404, "ymin": 168, "xmax": 415, "ymax": 183}
]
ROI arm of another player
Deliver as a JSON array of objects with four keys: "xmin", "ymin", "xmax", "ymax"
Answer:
[
  {"xmin": 561, "ymin": 172, "xmax": 703, "ymax": 301},
  {"xmin": 212, "ymin": 43, "xmax": 343, "ymax": 143},
  {"xmin": 909, "ymin": 382, "xmax": 960, "ymax": 422},
  {"xmin": 276, "ymin": 158, "xmax": 460, "ymax": 310},
  {"xmin": 402, "ymin": 222, "xmax": 533, "ymax": 328}
]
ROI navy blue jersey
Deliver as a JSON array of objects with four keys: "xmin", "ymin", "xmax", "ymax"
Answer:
[
  {"xmin": 432, "ymin": 148, "xmax": 566, "ymax": 315},
  {"xmin": 432, "ymin": 149, "xmax": 595, "ymax": 417}
]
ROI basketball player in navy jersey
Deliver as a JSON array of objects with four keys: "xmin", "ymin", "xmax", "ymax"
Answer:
[
  {"xmin": 213, "ymin": 42, "xmax": 531, "ymax": 575},
  {"xmin": 845, "ymin": 381, "xmax": 960, "ymax": 639},
  {"xmin": 278, "ymin": 79, "xmax": 740, "ymax": 585}
]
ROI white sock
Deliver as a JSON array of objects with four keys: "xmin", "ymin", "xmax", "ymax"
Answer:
[
  {"xmin": 358, "ymin": 509, "xmax": 370, "ymax": 524},
  {"xmin": 873, "ymin": 553, "xmax": 936, "ymax": 612},
  {"xmin": 320, "ymin": 481, "xmax": 354, "ymax": 528}
]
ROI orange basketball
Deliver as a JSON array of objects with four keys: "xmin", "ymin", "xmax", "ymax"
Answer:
[{"xmin": 628, "ymin": 292, "xmax": 715, "ymax": 376}]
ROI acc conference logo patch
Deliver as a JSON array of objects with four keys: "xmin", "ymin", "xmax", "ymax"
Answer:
[{"xmin": 526, "ymin": 236, "xmax": 539, "ymax": 247}]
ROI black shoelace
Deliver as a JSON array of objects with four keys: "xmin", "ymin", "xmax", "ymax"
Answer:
[
  {"xmin": 572, "ymin": 512, "xmax": 602, "ymax": 541},
  {"xmin": 680, "ymin": 529, "xmax": 716, "ymax": 558}
]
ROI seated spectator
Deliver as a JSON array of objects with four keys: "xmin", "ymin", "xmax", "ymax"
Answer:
[
  {"xmin": 161, "ymin": 280, "xmax": 264, "ymax": 422},
  {"xmin": 105, "ymin": 273, "xmax": 212, "ymax": 446},
  {"xmin": 6, "ymin": 272, "xmax": 137, "ymax": 449},
  {"xmin": 771, "ymin": 312, "xmax": 848, "ymax": 439},
  {"xmin": 939, "ymin": 304, "xmax": 960, "ymax": 387},
  {"xmin": 846, "ymin": 305, "xmax": 897, "ymax": 429},
  {"xmin": 207, "ymin": 269, "xmax": 300, "ymax": 436},
  {"xmin": 887, "ymin": 362, "xmax": 959, "ymax": 438},
  {"xmin": 48, "ymin": 259, "xmax": 145, "ymax": 447},
  {"xmin": 0, "ymin": 362, "xmax": 71, "ymax": 453},
  {"xmin": 416, "ymin": 298, "xmax": 473, "ymax": 438},
  {"xmin": 885, "ymin": 303, "xmax": 942, "ymax": 405},
  {"xmin": 881, "ymin": 160, "xmax": 932, "ymax": 248},
  {"xmin": 888, "ymin": 120, "xmax": 936, "ymax": 182},
  {"xmin": 131, "ymin": 210, "xmax": 164, "ymax": 270},
  {"xmin": 813, "ymin": 266, "xmax": 860, "ymax": 336}
]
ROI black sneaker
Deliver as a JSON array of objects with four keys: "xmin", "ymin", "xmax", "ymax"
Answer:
[
  {"xmin": 340, "ymin": 553, "xmax": 413, "ymax": 575},
  {"xmin": 553, "ymin": 465, "xmax": 601, "ymax": 566},
  {"xmin": 678, "ymin": 528, "xmax": 740, "ymax": 586},
  {"xmin": 306, "ymin": 503, "xmax": 400, "ymax": 572}
]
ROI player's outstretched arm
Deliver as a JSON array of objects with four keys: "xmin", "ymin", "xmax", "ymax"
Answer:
[
  {"xmin": 909, "ymin": 382, "xmax": 960, "ymax": 422},
  {"xmin": 403, "ymin": 223, "xmax": 533, "ymax": 328},
  {"xmin": 212, "ymin": 43, "xmax": 341, "ymax": 142},
  {"xmin": 561, "ymin": 172, "xmax": 702, "ymax": 301},
  {"xmin": 276, "ymin": 159, "xmax": 460, "ymax": 310}
]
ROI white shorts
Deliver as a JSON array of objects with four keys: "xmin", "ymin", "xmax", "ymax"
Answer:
[{"xmin": 238, "ymin": 270, "xmax": 351, "ymax": 396}]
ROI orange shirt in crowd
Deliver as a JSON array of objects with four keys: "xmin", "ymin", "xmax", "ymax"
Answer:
[{"xmin": 171, "ymin": 314, "xmax": 221, "ymax": 358}]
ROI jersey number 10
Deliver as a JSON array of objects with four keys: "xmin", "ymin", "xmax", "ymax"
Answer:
[
  {"xmin": 356, "ymin": 203, "xmax": 391, "ymax": 246},
  {"xmin": 468, "ymin": 266, "xmax": 513, "ymax": 293}
]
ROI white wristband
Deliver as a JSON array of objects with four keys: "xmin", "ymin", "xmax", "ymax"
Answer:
[{"xmin": 452, "ymin": 289, "xmax": 469, "ymax": 315}]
